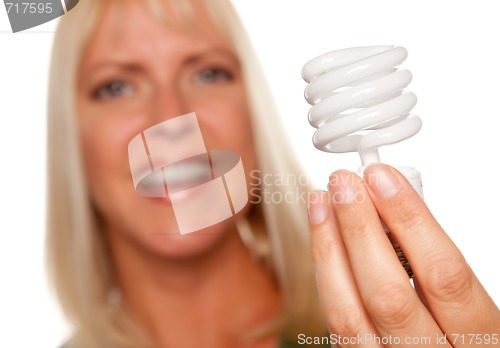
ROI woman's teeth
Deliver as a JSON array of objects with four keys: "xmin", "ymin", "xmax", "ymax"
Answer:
[{"xmin": 141, "ymin": 161, "xmax": 212, "ymax": 193}]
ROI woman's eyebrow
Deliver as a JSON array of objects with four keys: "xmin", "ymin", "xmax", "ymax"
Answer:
[
  {"xmin": 185, "ymin": 47, "xmax": 239, "ymax": 64},
  {"xmin": 85, "ymin": 47, "xmax": 236, "ymax": 70},
  {"xmin": 79, "ymin": 62, "xmax": 141, "ymax": 87},
  {"xmin": 83, "ymin": 61, "xmax": 141, "ymax": 75}
]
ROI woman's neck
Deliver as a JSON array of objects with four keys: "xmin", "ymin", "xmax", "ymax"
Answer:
[{"xmin": 105, "ymin": 223, "xmax": 282, "ymax": 348}]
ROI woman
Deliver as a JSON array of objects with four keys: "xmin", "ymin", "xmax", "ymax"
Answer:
[
  {"xmin": 47, "ymin": 0, "xmax": 323, "ymax": 346},
  {"xmin": 46, "ymin": 0, "xmax": 499, "ymax": 347}
]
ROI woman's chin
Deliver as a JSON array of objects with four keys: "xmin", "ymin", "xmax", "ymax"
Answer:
[{"xmin": 128, "ymin": 218, "xmax": 234, "ymax": 259}]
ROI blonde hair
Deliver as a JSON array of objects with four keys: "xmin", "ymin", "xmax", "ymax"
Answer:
[{"xmin": 46, "ymin": 0, "xmax": 324, "ymax": 346}]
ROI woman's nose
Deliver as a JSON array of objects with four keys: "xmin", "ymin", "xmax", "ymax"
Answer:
[
  {"xmin": 143, "ymin": 86, "xmax": 203, "ymax": 153},
  {"xmin": 150, "ymin": 85, "xmax": 188, "ymax": 124}
]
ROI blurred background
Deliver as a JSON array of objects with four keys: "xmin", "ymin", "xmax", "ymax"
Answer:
[{"xmin": 1, "ymin": 1, "xmax": 499, "ymax": 346}]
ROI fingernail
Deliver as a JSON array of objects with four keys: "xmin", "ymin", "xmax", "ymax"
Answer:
[
  {"xmin": 329, "ymin": 170, "xmax": 359, "ymax": 204},
  {"xmin": 364, "ymin": 164, "xmax": 401, "ymax": 199},
  {"xmin": 308, "ymin": 191, "xmax": 329, "ymax": 225}
]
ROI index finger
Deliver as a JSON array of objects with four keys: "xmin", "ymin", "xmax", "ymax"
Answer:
[{"xmin": 363, "ymin": 163, "xmax": 500, "ymax": 343}]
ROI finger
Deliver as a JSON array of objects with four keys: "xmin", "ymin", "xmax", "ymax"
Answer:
[
  {"xmin": 308, "ymin": 190, "xmax": 383, "ymax": 348},
  {"xmin": 328, "ymin": 171, "xmax": 451, "ymax": 348},
  {"xmin": 363, "ymin": 163, "xmax": 500, "ymax": 345}
]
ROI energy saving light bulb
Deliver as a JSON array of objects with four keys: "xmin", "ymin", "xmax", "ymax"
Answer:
[{"xmin": 302, "ymin": 45, "xmax": 424, "ymax": 277}]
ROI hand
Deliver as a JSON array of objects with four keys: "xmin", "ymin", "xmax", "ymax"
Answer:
[{"xmin": 307, "ymin": 164, "xmax": 500, "ymax": 347}]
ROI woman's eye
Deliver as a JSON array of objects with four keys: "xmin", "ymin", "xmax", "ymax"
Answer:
[
  {"xmin": 195, "ymin": 68, "xmax": 234, "ymax": 84},
  {"xmin": 92, "ymin": 81, "xmax": 133, "ymax": 100}
]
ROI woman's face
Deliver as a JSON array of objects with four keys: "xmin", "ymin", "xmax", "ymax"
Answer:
[{"xmin": 77, "ymin": 0, "xmax": 256, "ymax": 257}]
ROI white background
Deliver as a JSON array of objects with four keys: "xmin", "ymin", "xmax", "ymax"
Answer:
[{"xmin": 1, "ymin": 1, "xmax": 499, "ymax": 347}]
